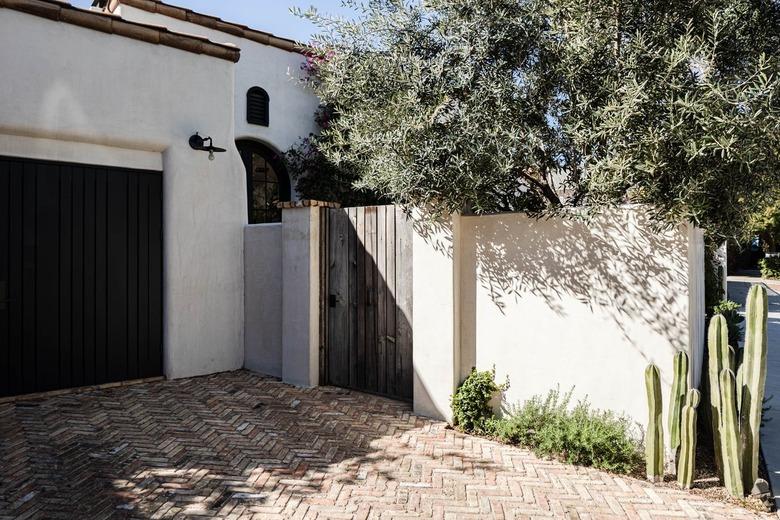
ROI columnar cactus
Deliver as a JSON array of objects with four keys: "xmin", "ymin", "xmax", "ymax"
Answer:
[
  {"xmin": 707, "ymin": 314, "xmax": 729, "ymax": 478},
  {"xmin": 645, "ymin": 364, "xmax": 664, "ymax": 482},
  {"xmin": 644, "ymin": 285, "xmax": 769, "ymax": 496},
  {"xmin": 677, "ymin": 389, "xmax": 700, "ymax": 489},
  {"xmin": 741, "ymin": 284, "xmax": 768, "ymax": 491},
  {"xmin": 720, "ymin": 369, "xmax": 744, "ymax": 497},
  {"xmin": 668, "ymin": 351, "xmax": 689, "ymax": 454},
  {"xmin": 736, "ymin": 348, "xmax": 745, "ymax": 414},
  {"xmin": 729, "ymin": 345, "xmax": 736, "ymax": 375}
]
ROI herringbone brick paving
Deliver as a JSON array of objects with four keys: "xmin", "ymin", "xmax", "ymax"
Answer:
[{"xmin": 0, "ymin": 371, "xmax": 768, "ymax": 519}]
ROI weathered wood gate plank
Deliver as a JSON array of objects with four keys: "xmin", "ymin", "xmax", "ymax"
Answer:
[
  {"xmin": 385, "ymin": 207, "xmax": 398, "ymax": 397},
  {"xmin": 348, "ymin": 208, "xmax": 359, "ymax": 388},
  {"xmin": 355, "ymin": 207, "xmax": 366, "ymax": 389},
  {"xmin": 326, "ymin": 208, "xmax": 350, "ymax": 387},
  {"xmin": 376, "ymin": 206, "xmax": 388, "ymax": 395},
  {"xmin": 396, "ymin": 209, "xmax": 414, "ymax": 400},
  {"xmin": 364, "ymin": 206, "xmax": 378, "ymax": 392}
]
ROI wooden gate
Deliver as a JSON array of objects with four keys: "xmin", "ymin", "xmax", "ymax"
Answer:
[{"xmin": 321, "ymin": 205, "xmax": 413, "ymax": 401}]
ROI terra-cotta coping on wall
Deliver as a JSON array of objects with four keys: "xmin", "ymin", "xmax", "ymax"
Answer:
[
  {"xmin": 0, "ymin": 0, "xmax": 241, "ymax": 63},
  {"xmin": 277, "ymin": 200, "xmax": 341, "ymax": 209},
  {"xmin": 106, "ymin": 0, "xmax": 304, "ymax": 54}
]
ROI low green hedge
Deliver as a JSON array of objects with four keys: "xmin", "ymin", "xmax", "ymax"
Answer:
[
  {"xmin": 759, "ymin": 256, "xmax": 780, "ymax": 280},
  {"xmin": 452, "ymin": 371, "xmax": 642, "ymax": 475}
]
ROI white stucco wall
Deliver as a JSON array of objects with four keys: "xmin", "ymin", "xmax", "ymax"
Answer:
[
  {"xmin": 0, "ymin": 9, "xmax": 247, "ymax": 379},
  {"xmin": 460, "ymin": 209, "xmax": 703, "ymax": 433},
  {"xmin": 115, "ymin": 5, "xmax": 320, "ymax": 158},
  {"xmin": 244, "ymin": 223, "xmax": 283, "ymax": 378},
  {"xmin": 280, "ymin": 206, "xmax": 321, "ymax": 387},
  {"xmin": 411, "ymin": 207, "xmax": 705, "ymax": 441},
  {"xmin": 411, "ymin": 213, "xmax": 461, "ymax": 422}
]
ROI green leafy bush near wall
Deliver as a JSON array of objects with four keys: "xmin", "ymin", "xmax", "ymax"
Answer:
[
  {"xmin": 759, "ymin": 257, "xmax": 780, "ymax": 280},
  {"xmin": 705, "ymin": 242, "xmax": 725, "ymax": 311},
  {"xmin": 452, "ymin": 373, "xmax": 642, "ymax": 475},
  {"xmin": 451, "ymin": 368, "xmax": 508, "ymax": 434}
]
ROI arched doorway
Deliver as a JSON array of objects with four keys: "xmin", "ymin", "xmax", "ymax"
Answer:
[{"xmin": 236, "ymin": 140, "xmax": 291, "ymax": 224}]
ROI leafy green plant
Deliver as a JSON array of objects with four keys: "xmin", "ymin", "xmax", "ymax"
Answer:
[
  {"xmin": 285, "ymin": 105, "xmax": 385, "ymax": 207},
  {"xmin": 704, "ymin": 242, "xmax": 725, "ymax": 311},
  {"xmin": 711, "ymin": 300, "xmax": 745, "ymax": 344},
  {"xmin": 748, "ymin": 198, "xmax": 780, "ymax": 253},
  {"xmin": 759, "ymin": 257, "xmax": 780, "ymax": 280},
  {"xmin": 451, "ymin": 368, "xmax": 508, "ymax": 433},
  {"xmin": 490, "ymin": 388, "xmax": 642, "ymax": 474}
]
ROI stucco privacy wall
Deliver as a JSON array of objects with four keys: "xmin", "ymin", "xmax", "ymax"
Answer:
[
  {"xmin": 412, "ymin": 214, "xmax": 461, "ymax": 422},
  {"xmin": 244, "ymin": 224, "xmax": 283, "ymax": 378},
  {"xmin": 280, "ymin": 206, "xmax": 322, "ymax": 387},
  {"xmin": 0, "ymin": 8, "xmax": 247, "ymax": 378},
  {"xmin": 115, "ymin": 5, "xmax": 320, "ymax": 157},
  {"xmin": 412, "ymin": 208, "xmax": 705, "ymax": 436}
]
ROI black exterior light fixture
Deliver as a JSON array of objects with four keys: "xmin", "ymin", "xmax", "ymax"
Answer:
[{"xmin": 189, "ymin": 133, "xmax": 227, "ymax": 161}]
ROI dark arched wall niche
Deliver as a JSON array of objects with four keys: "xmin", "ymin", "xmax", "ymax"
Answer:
[{"xmin": 236, "ymin": 140, "xmax": 291, "ymax": 224}]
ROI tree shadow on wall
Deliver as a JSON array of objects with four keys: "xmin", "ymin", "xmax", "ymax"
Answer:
[
  {"xmin": 411, "ymin": 207, "xmax": 693, "ymax": 370},
  {"xmin": 470, "ymin": 209, "xmax": 690, "ymax": 348}
]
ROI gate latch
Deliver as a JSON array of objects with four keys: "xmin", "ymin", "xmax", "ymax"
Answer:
[{"xmin": 328, "ymin": 294, "xmax": 339, "ymax": 308}]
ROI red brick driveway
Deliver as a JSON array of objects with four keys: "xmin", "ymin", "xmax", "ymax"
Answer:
[{"xmin": 0, "ymin": 371, "xmax": 766, "ymax": 519}]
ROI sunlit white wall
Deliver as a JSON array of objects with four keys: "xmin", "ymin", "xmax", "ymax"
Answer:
[{"xmin": 0, "ymin": 8, "xmax": 247, "ymax": 379}]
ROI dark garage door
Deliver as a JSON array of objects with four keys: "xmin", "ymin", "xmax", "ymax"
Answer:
[{"xmin": 0, "ymin": 157, "xmax": 163, "ymax": 398}]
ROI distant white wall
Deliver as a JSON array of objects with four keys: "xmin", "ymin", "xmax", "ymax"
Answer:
[
  {"xmin": 116, "ymin": 5, "xmax": 320, "ymax": 157},
  {"xmin": 244, "ymin": 224, "xmax": 283, "ymax": 378},
  {"xmin": 0, "ymin": 9, "xmax": 246, "ymax": 379},
  {"xmin": 412, "ymin": 207, "xmax": 704, "ymax": 440}
]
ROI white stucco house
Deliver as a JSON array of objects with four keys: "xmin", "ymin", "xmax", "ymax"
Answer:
[
  {"xmin": 0, "ymin": 0, "xmax": 318, "ymax": 397},
  {"xmin": 0, "ymin": 0, "xmax": 705, "ymax": 441},
  {"xmin": 93, "ymin": 0, "xmax": 321, "ymax": 222}
]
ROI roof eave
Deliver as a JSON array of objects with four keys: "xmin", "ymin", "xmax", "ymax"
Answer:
[
  {"xmin": 110, "ymin": 0, "xmax": 310, "ymax": 55},
  {"xmin": 1, "ymin": 0, "xmax": 241, "ymax": 63}
]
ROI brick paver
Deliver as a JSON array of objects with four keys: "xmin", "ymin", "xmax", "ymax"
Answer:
[{"xmin": 0, "ymin": 371, "xmax": 767, "ymax": 519}]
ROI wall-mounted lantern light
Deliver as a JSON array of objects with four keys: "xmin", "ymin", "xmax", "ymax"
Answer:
[{"xmin": 189, "ymin": 133, "xmax": 227, "ymax": 161}]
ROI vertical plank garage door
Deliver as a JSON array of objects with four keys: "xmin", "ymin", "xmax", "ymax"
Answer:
[{"xmin": 0, "ymin": 157, "xmax": 163, "ymax": 398}]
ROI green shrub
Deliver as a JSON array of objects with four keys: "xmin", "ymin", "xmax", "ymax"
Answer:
[
  {"xmin": 711, "ymin": 300, "xmax": 745, "ymax": 344},
  {"xmin": 490, "ymin": 388, "xmax": 643, "ymax": 474},
  {"xmin": 451, "ymin": 368, "xmax": 508, "ymax": 433},
  {"xmin": 759, "ymin": 256, "xmax": 780, "ymax": 280},
  {"xmin": 453, "ymin": 378, "xmax": 643, "ymax": 474},
  {"xmin": 704, "ymin": 243, "xmax": 725, "ymax": 311}
]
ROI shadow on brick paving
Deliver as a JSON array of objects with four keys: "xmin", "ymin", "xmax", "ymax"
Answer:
[{"xmin": 0, "ymin": 370, "xmax": 506, "ymax": 519}]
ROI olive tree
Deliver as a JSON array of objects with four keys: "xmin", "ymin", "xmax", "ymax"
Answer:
[{"xmin": 294, "ymin": 0, "xmax": 780, "ymax": 238}]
